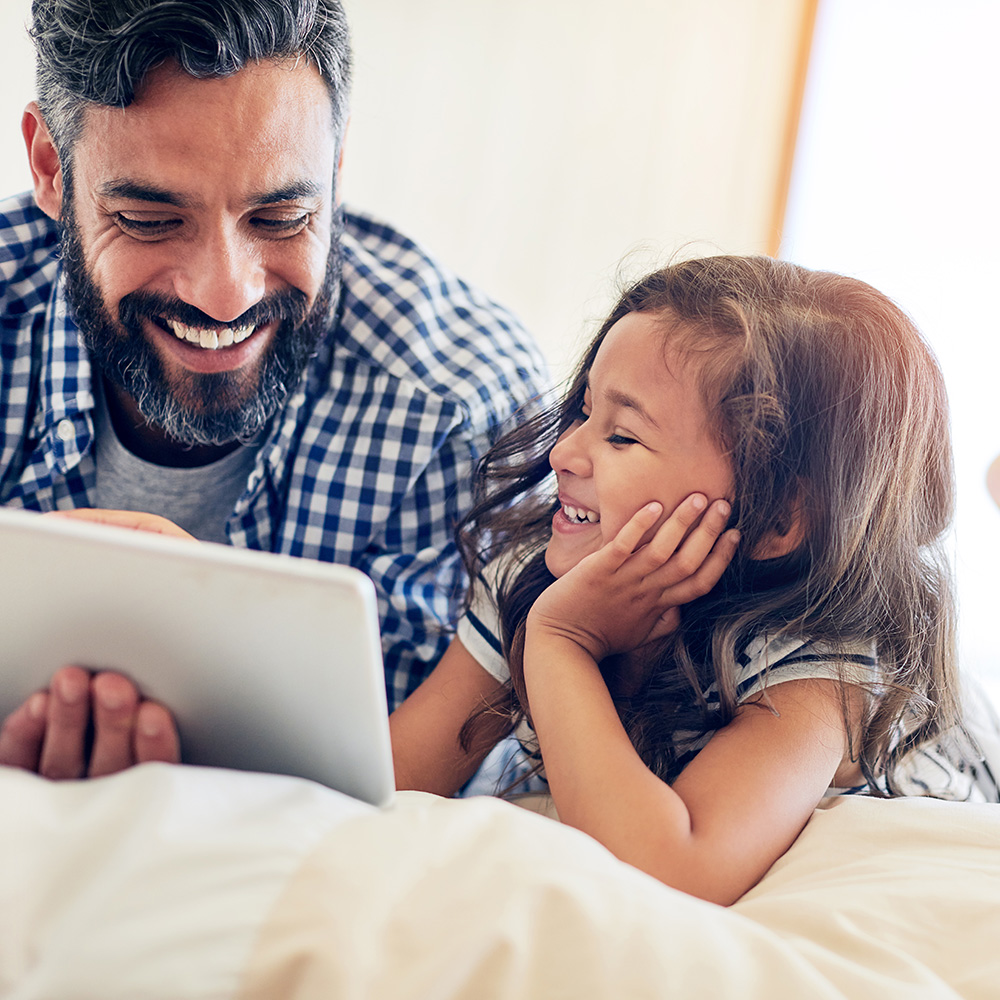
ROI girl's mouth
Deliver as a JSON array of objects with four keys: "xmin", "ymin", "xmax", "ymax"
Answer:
[{"xmin": 561, "ymin": 503, "xmax": 600, "ymax": 524}]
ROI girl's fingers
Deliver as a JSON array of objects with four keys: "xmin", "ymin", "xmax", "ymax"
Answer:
[
  {"xmin": 617, "ymin": 493, "xmax": 710, "ymax": 568},
  {"xmin": 662, "ymin": 528, "xmax": 740, "ymax": 606},
  {"xmin": 607, "ymin": 501, "xmax": 664, "ymax": 561},
  {"xmin": 653, "ymin": 500, "xmax": 731, "ymax": 580},
  {"xmin": 646, "ymin": 495, "xmax": 725, "ymax": 568}
]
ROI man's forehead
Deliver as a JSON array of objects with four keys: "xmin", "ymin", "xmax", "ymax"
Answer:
[
  {"xmin": 77, "ymin": 57, "xmax": 334, "ymax": 141},
  {"xmin": 73, "ymin": 58, "xmax": 338, "ymax": 202}
]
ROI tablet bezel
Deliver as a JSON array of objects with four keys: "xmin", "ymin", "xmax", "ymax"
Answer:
[{"xmin": 0, "ymin": 507, "xmax": 395, "ymax": 806}]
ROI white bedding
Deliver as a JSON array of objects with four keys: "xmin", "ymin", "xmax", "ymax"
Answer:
[{"xmin": 1, "ymin": 762, "xmax": 998, "ymax": 999}]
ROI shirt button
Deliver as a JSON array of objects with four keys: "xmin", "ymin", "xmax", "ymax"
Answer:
[{"xmin": 56, "ymin": 419, "xmax": 76, "ymax": 443}]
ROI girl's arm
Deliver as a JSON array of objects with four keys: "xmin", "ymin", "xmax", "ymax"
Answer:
[
  {"xmin": 525, "ymin": 656, "xmax": 851, "ymax": 904},
  {"xmin": 390, "ymin": 637, "xmax": 507, "ymax": 796},
  {"xmin": 523, "ymin": 499, "xmax": 854, "ymax": 905}
]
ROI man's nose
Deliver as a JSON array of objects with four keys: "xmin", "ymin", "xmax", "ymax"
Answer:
[{"xmin": 172, "ymin": 225, "xmax": 266, "ymax": 324}]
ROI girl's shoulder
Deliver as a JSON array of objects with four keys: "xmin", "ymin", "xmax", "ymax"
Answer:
[
  {"xmin": 732, "ymin": 633, "xmax": 880, "ymax": 704},
  {"xmin": 457, "ymin": 546, "xmax": 542, "ymax": 683},
  {"xmin": 472, "ymin": 545, "xmax": 546, "ymax": 601}
]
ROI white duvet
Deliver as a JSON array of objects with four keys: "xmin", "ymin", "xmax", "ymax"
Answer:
[{"xmin": 1, "ymin": 762, "xmax": 997, "ymax": 999}]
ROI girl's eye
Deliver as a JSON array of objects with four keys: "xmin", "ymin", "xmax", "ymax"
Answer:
[
  {"xmin": 250, "ymin": 213, "xmax": 312, "ymax": 236},
  {"xmin": 115, "ymin": 214, "xmax": 181, "ymax": 239},
  {"xmin": 606, "ymin": 432, "xmax": 638, "ymax": 446}
]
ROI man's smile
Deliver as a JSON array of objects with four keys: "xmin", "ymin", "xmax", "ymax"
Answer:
[
  {"xmin": 142, "ymin": 313, "xmax": 281, "ymax": 376},
  {"xmin": 159, "ymin": 317, "xmax": 258, "ymax": 350}
]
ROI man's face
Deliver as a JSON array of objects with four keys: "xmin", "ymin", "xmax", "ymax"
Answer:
[{"xmin": 59, "ymin": 58, "xmax": 341, "ymax": 447}]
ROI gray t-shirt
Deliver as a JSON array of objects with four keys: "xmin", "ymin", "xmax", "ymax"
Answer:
[{"xmin": 93, "ymin": 385, "xmax": 259, "ymax": 544}]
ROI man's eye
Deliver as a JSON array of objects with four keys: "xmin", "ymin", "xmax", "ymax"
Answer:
[
  {"xmin": 115, "ymin": 214, "xmax": 180, "ymax": 237},
  {"xmin": 251, "ymin": 213, "xmax": 312, "ymax": 236}
]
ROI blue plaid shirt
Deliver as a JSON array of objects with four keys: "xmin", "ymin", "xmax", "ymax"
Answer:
[{"xmin": 0, "ymin": 191, "xmax": 547, "ymax": 709}]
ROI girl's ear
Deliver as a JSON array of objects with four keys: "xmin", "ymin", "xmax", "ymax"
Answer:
[
  {"xmin": 988, "ymin": 453, "xmax": 1000, "ymax": 512},
  {"xmin": 23, "ymin": 103, "xmax": 64, "ymax": 222},
  {"xmin": 752, "ymin": 495, "xmax": 807, "ymax": 560}
]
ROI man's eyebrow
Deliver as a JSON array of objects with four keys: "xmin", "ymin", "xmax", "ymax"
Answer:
[
  {"xmin": 97, "ymin": 180, "xmax": 188, "ymax": 207},
  {"xmin": 251, "ymin": 182, "xmax": 326, "ymax": 205},
  {"xmin": 96, "ymin": 180, "xmax": 326, "ymax": 208}
]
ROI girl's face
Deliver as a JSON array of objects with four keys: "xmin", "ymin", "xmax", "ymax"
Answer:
[{"xmin": 545, "ymin": 311, "xmax": 734, "ymax": 579}]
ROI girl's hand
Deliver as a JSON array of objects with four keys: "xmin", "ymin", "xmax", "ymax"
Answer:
[{"xmin": 529, "ymin": 494, "xmax": 738, "ymax": 662}]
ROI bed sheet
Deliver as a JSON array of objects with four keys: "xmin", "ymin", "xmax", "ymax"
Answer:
[{"xmin": 1, "ymin": 763, "xmax": 997, "ymax": 999}]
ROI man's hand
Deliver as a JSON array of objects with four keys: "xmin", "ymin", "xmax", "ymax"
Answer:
[
  {"xmin": 44, "ymin": 508, "xmax": 196, "ymax": 540},
  {"xmin": 0, "ymin": 666, "xmax": 180, "ymax": 779}
]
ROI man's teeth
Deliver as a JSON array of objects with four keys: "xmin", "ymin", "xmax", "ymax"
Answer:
[
  {"xmin": 562, "ymin": 504, "xmax": 599, "ymax": 524},
  {"xmin": 166, "ymin": 320, "xmax": 256, "ymax": 349}
]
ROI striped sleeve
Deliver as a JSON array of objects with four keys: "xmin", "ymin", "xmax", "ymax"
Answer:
[
  {"xmin": 734, "ymin": 635, "xmax": 879, "ymax": 704},
  {"xmin": 456, "ymin": 563, "xmax": 510, "ymax": 683}
]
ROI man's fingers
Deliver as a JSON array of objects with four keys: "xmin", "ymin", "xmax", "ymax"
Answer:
[
  {"xmin": 88, "ymin": 672, "xmax": 141, "ymax": 777},
  {"xmin": 134, "ymin": 702, "xmax": 181, "ymax": 765},
  {"xmin": 38, "ymin": 666, "xmax": 91, "ymax": 779},
  {"xmin": 0, "ymin": 691, "xmax": 49, "ymax": 771},
  {"xmin": 2, "ymin": 669, "xmax": 181, "ymax": 781},
  {"xmin": 45, "ymin": 508, "xmax": 196, "ymax": 540}
]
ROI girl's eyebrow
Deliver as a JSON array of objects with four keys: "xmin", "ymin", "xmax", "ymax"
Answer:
[{"xmin": 601, "ymin": 384, "xmax": 661, "ymax": 429}]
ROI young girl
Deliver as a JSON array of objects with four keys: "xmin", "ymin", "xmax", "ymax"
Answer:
[{"xmin": 391, "ymin": 254, "xmax": 995, "ymax": 905}]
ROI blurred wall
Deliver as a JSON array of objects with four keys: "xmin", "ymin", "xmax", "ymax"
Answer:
[{"xmin": 0, "ymin": 0, "xmax": 812, "ymax": 375}]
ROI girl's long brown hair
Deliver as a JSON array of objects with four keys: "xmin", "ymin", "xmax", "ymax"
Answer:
[{"xmin": 459, "ymin": 256, "xmax": 959, "ymax": 794}]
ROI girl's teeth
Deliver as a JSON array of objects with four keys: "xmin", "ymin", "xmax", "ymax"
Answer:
[
  {"xmin": 167, "ymin": 320, "xmax": 256, "ymax": 349},
  {"xmin": 563, "ymin": 504, "xmax": 599, "ymax": 524}
]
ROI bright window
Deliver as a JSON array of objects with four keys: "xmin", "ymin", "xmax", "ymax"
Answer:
[{"xmin": 782, "ymin": 0, "xmax": 1000, "ymax": 694}]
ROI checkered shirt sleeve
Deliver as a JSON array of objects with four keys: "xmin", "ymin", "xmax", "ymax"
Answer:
[{"xmin": 1, "ymin": 193, "xmax": 548, "ymax": 709}]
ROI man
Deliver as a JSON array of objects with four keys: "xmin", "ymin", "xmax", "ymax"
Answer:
[{"xmin": 0, "ymin": 0, "xmax": 545, "ymax": 777}]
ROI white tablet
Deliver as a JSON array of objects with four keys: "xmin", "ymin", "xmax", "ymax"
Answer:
[{"xmin": 0, "ymin": 506, "xmax": 395, "ymax": 806}]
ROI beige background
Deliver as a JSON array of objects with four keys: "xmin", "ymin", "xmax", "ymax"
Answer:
[{"xmin": 0, "ymin": 0, "xmax": 810, "ymax": 375}]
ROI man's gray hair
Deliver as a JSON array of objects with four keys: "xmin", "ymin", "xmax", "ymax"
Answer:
[{"xmin": 30, "ymin": 0, "xmax": 351, "ymax": 163}]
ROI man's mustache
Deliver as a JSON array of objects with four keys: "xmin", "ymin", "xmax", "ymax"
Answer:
[{"xmin": 118, "ymin": 289, "xmax": 310, "ymax": 332}]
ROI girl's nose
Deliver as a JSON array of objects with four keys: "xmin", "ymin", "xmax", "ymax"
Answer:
[{"xmin": 549, "ymin": 421, "xmax": 592, "ymax": 477}]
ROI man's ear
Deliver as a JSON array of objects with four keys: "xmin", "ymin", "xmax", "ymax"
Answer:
[
  {"xmin": 334, "ymin": 115, "xmax": 349, "ymax": 206},
  {"xmin": 22, "ymin": 102, "xmax": 64, "ymax": 221}
]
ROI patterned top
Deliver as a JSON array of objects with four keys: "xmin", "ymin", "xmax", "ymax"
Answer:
[
  {"xmin": 458, "ymin": 554, "xmax": 997, "ymax": 801},
  {"xmin": 0, "ymin": 191, "xmax": 547, "ymax": 710}
]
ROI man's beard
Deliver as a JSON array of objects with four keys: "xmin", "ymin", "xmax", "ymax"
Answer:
[{"xmin": 60, "ymin": 206, "xmax": 342, "ymax": 448}]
